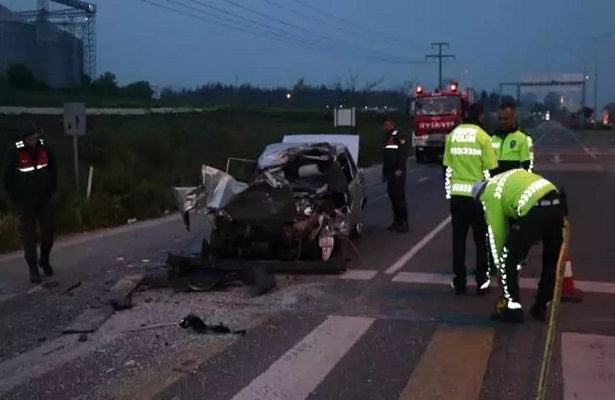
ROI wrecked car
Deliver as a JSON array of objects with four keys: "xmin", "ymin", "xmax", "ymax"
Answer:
[{"xmin": 174, "ymin": 134, "xmax": 366, "ymax": 264}]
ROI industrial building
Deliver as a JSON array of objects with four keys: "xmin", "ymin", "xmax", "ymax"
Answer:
[{"xmin": 0, "ymin": 3, "xmax": 86, "ymax": 88}]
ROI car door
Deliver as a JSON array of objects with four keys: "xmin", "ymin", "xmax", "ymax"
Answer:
[{"xmin": 338, "ymin": 149, "xmax": 364, "ymax": 225}]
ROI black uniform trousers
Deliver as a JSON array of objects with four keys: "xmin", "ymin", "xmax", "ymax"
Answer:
[
  {"xmin": 500, "ymin": 190, "xmax": 564, "ymax": 307},
  {"xmin": 17, "ymin": 200, "xmax": 54, "ymax": 273},
  {"xmin": 386, "ymin": 173, "xmax": 408, "ymax": 226},
  {"xmin": 450, "ymin": 195, "xmax": 489, "ymax": 288}
]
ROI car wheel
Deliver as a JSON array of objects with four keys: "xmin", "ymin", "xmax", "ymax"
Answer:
[{"xmin": 416, "ymin": 151, "xmax": 426, "ymax": 164}]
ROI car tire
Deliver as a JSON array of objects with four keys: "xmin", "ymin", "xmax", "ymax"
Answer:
[{"xmin": 416, "ymin": 151, "xmax": 426, "ymax": 164}]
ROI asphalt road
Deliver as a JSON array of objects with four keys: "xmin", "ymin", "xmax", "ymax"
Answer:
[{"xmin": 1, "ymin": 122, "xmax": 614, "ymax": 400}]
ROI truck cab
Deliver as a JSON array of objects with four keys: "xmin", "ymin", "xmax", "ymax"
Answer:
[{"xmin": 409, "ymin": 81, "xmax": 471, "ymax": 164}]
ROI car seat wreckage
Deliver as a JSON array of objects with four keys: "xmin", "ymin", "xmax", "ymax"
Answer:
[{"xmin": 166, "ymin": 143, "xmax": 361, "ymax": 296}]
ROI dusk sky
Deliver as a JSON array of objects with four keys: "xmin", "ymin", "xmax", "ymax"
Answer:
[{"xmin": 4, "ymin": 0, "xmax": 615, "ymax": 107}]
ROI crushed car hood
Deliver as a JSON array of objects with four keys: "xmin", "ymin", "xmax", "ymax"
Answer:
[{"xmin": 173, "ymin": 165, "xmax": 248, "ymax": 214}]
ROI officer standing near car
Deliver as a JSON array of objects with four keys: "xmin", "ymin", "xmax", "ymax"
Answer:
[
  {"xmin": 492, "ymin": 101, "xmax": 534, "ymax": 174},
  {"xmin": 3, "ymin": 125, "xmax": 57, "ymax": 283},
  {"xmin": 443, "ymin": 103, "xmax": 498, "ymax": 295},
  {"xmin": 381, "ymin": 116, "xmax": 409, "ymax": 233},
  {"xmin": 472, "ymin": 169, "xmax": 567, "ymax": 323}
]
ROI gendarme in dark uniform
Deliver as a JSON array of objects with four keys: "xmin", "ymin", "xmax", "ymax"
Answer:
[
  {"xmin": 381, "ymin": 116, "xmax": 409, "ymax": 233},
  {"xmin": 3, "ymin": 125, "xmax": 57, "ymax": 283}
]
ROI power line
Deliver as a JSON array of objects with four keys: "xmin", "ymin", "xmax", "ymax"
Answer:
[
  {"xmin": 255, "ymin": 0, "xmax": 417, "ymax": 49},
  {"xmin": 291, "ymin": 0, "xmax": 415, "ymax": 47},
  {"xmin": 425, "ymin": 42, "xmax": 455, "ymax": 90},
  {"xmin": 138, "ymin": 0, "xmax": 424, "ymax": 64},
  {"xmin": 183, "ymin": 0, "xmax": 424, "ymax": 64}
]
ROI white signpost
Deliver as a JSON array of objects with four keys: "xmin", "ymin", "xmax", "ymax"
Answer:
[
  {"xmin": 63, "ymin": 102, "xmax": 86, "ymax": 191},
  {"xmin": 334, "ymin": 107, "xmax": 356, "ymax": 128}
]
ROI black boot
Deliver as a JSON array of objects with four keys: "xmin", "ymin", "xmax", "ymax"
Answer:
[
  {"xmin": 28, "ymin": 264, "xmax": 42, "ymax": 283},
  {"xmin": 450, "ymin": 280, "xmax": 467, "ymax": 295},
  {"xmin": 39, "ymin": 252, "xmax": 54, "ymax": 277},
  {"xmin": 490, "ymin": 307, "xmax": 524, "ymax": 323},
  {"xmin": 396, "ymin": 222, "xmax": 409, "ymax": 233},
  {"xmin": 386, "ymin": 223, "xmax": 398, "ymax": 231},
  {"xmin": 530, "ymin": 303, "xmax": 547, "ymax": 321}
]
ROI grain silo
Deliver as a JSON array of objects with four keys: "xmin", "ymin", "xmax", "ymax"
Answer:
[{"xmin": 0, "ymin": 2, "xmax": 90, "ymax": 88}]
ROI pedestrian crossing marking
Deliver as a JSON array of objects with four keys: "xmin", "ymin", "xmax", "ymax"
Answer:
[
  {"xmin": 102, "ymin": 337, "xmax": 234, "ymax": 400},
  {"xmin": 562, "ymin": 332, "xmax": 615, "ymax": 399},
  {"xmin": 398, "ymin": 326, "xmax": 494, "ymax": 400},
  {"xmin": 535, "ymin": 163, "xmax": 603, "ymax": 172},
  {"xmin": 340, "ymin": 269, "xmax": 379, "ymax": 280},
  {"xmin": 229, "ymin": 315, "xmax": 375, "ymax": 400},
  {"xmin": 392, "ymin": 271, "xmax": 615, "ymax": 295}
]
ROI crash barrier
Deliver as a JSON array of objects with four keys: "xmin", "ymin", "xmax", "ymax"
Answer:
[{"xmin": 534, "ymin": 217, "xmax": 571, "ymax": 400}]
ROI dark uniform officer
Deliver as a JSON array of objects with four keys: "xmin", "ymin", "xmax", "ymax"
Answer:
[
  {"xmin": 381, "ymin": 116, "xmax": 409, "ymax": 233},
  {"xmin": 442, "ymin": 103, "xmax": 498, "ymax": 296},
  {"xmin": 473, "ymin": 170, "xmax": 567, "ymax": 323},
  {"xmin": 3, "ymin": 125, "xmax": 57, "ymax": 283}
]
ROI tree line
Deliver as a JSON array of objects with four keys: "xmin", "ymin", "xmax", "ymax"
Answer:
[{"xmin": 0, "ymin": 62, "xmax": 592, "ymax": 114}]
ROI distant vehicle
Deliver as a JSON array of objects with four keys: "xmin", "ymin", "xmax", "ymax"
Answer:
[{"xmin": 408, "ymin": 81, "xmax": 473, "ymax": 164}]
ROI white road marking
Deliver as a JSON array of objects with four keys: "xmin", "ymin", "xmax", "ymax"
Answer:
[
  {"xmin": 340, "ymin": 269, "xmax": 379, "ymax": 280},
  {"xmin": 566, "ymin": 129, "xmax": 599, "ymax": 160},
  {"xmin": 391, "ymin": 271, "xmax": 615, "ymax": 294},
  {"xmin": 562, "ymin": 333, "xmax": 615, "ymax": 399},
  {"xmin": 229, "ymin": 315, "xmax": 374, "ymax": 400},
  {"xmin": 384, "ymin": 216, "xmax": 451, "ymax": 275},
  {"xmin": 418, "ymin": 176, "xmax": 430, "ymax": 183}
]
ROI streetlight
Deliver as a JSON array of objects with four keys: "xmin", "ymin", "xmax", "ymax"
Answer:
[
  {"xmin": 286, "ymin": 93, "xmax": 291, "ymax": 99},
  {"xmin": 589, "ymin": 32, "xmax": 612, "ymax": 115}
]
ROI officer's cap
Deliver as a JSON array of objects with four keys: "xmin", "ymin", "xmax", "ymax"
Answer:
[
  {"xmin": 20, "ymin": 123, "xmax": 37, "ymax": 138},
  {"xmin": 472, "ymin": 181, "xmax": 488, "ymax": 199}
]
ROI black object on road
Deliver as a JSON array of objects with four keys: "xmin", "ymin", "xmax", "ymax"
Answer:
[{"xmin": 179, "ymin": 313, "xmax": 246, "ymax": 336}]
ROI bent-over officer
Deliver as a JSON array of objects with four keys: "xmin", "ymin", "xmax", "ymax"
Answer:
[
  {"xmin": 491, "ymin": 101, "xmax": 535, "ymax": 272},
  {"xmin": 443, "ymin": 103, "xmax": 498, "ymax": 296},
  {"xmin": 381, "ymin": 116, "xmax": 409, "ymax": 233},
  {"xmin": 472, "ymin": 169, "xmax": 566, "ymax": 323},
  {"xmin": 3, "ymin": 125, "xmax": 57, "ymax": 283}
]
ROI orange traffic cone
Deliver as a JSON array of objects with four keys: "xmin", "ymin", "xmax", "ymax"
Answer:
[{"xmin": 561, "ymin": 254, "xmax": 582, "ymax": 303}]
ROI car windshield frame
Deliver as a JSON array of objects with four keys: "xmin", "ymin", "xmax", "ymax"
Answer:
[{"xmin": 414, "ymin": 95, "xmax": 460, "ymax": 116}]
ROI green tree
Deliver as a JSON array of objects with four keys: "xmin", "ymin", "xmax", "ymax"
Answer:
[
  {"xmin": 90, "ymin": 72, "xmax": 119, "ymax": 96},
  {"xmin": 6, "ymin": 63, "xmax": 39, "ymax": 90},
  {"xmin": 122, "ymin": 81, "xmax": 154, "ymax": 100}
]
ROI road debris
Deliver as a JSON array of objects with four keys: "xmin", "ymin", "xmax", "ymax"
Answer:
[{"xmin": 179, "ymin": 313, "xmax": 246, "ymax": 336}]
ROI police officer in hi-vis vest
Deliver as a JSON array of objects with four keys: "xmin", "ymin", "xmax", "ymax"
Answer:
[
  {"xmin": 442, "ymin": 103, "xmax": 498, "ymax": 296},
  {"xmin": 472, "ymin": 169, "xmax": 567, "ymax": 323},
  {"xmin": 3, "ymin": 125, "xmax": 57, "ymax": 283},
  {"xmin": 492, "ymin": 101, "xmax": 534, "ymax": 174}
]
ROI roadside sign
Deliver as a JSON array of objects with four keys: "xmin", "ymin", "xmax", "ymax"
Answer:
[
  {"xmin": 334, "ymin": 107, "xmax": 356, "ymax": 128},
  {"xmin": 63, "ymin": 102, "xmax": 86, "ymax": 136}
]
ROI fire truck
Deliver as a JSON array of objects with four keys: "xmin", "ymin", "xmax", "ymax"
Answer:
[{"xmin": 409, "ymin": 81, "xmax": 473, "ymax": 164}]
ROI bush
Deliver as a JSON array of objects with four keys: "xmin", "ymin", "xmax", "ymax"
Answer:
[{"xmin": 0, "ymin": 108, "xmax": 409, "ymax": 253}]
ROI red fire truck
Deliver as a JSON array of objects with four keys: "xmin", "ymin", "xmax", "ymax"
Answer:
[{"xmin": 409, "ymin": 81, "xmax": 473, "ymax": 163}]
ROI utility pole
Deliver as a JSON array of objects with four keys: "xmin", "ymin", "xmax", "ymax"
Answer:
[
  {"xmin": 425, "ymin": 42, "xmax": 456, "ymax": 90},
  {"xmin": 593, "ymin": 48, "xmax": 598, "ymax": 115}
]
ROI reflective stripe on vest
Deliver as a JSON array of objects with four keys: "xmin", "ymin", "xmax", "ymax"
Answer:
[{"xmin": 15, "ymin": 141, "xmax": 48, "ymax": 174}]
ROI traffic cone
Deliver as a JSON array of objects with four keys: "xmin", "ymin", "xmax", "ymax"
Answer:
[{"xmin": 561, "ymin": 254, "xmax": 582, "ymax": 303}]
